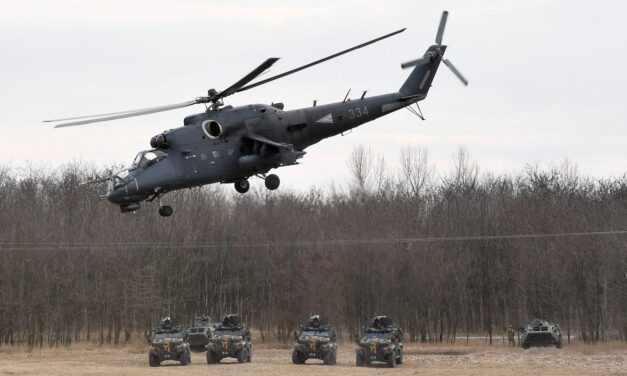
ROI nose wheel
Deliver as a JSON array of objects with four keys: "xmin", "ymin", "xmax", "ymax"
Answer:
[
  {"xmin": 264, "ymin": 174, "xmax": 280, "ymax": 190},
  {"xmin": 158, "ymin": 205, "xmax": 173, "ymax": 217}
]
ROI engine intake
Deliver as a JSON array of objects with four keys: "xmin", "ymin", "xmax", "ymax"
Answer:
[{"xmin": 202, "ymin": 120, "xmax": 223, "ymax": 139}]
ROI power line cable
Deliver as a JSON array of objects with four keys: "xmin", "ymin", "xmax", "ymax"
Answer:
[{"xmin": 0, "ymin": 230, "xmax": 625, "ymax": 251}]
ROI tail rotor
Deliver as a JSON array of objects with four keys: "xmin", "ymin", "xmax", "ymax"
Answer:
[
  {"xmin": 442, "ymin": 59, "xmax": 468, "ymax": 86},
  {"xmin": 401, "ymin": 10, "xmax": 468, "ymax": 86}
]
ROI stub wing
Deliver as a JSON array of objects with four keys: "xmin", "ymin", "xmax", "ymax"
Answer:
[
  {"xmin": 241, "ymin": 133, "xmax": 305, "ymax": 166},
  {"xmin": 243, "ymin": 132, "xmax": 294, "ymax": 151}
]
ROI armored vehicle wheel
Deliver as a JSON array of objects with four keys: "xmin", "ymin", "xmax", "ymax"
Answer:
[
  {"xmin": 247, "ymin": 348, "xmax": 252, "ymax": 362},
  {"xmin": 356, "ymin": 353, "xmax": 364, "ymax": 367},
  {"xmin": 387, "ymin": 352, "xmax": 396, "ymax": 368},
  {"xmin": 397, "ymin": 347, "xmax": 403, "ymax": 364},
  {"xmin": 237, "ymin": 348, "xmax": 248, "ymax": 363},
  {"xmin": 180, "ymin": 349, "xmax": 190, "ymax": 365},
  {"xmin": 323, "ymin": 351, "xmax": 331, "ymax": 365},
  {"xmin": 329, "ymin": 349, "xmax": 337, "ymax": 365},
  {"xmin": 556, "ymin": 335, "xmax": 563, "ymax": 348},
  {"xmin": 522, "ymin": 342, "xmax": 530, "ymax": 349},
  {"xmin": 206, "ymin": 350, "xmax": 218, "ymax": 364},
  {"xmin": 292, "ymin": 350, "xmax": 305, "ymax": 364},
  {"xmin": 264, "ymin": 174, "xmax": 280, "ymax": 190},
  {"xmin": 158, "ymin": 205, "xmax": 173, "ymax": 217},
  {"xmin": 149, "ymin": 353, "xmax": 160, "ymax": 367},
  {"xmin": 234, "ymin": 179, "xmax": 249, "ymax": 193}
]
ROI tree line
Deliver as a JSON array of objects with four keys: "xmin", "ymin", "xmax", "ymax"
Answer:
[{"xmin": 0, "ymin": 147, "xmax": 625, "ymax": 348}]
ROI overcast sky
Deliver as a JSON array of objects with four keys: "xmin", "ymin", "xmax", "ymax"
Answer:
[{"xmin": 1, "ymin": 0, "xmax": 625, "ymax": 191}]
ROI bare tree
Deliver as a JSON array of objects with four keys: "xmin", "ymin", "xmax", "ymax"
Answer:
[
  {"xmin": 347, "ymin": 144, "xmax": 374, "ymax": 194},
  {"xmin": 399, "ymin": 145, "xmax": 434, "ymax": 197}
]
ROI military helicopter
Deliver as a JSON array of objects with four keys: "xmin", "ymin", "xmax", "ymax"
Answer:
[{"xmin": 46, "ymin": 11, "xmax": 467, "ymax": 217}]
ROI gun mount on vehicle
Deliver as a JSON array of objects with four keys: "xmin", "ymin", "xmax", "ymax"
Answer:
[
  {"xmin": 206, "ymin": 314, "xmax": 252, "ymax": 364},
  {"xmin": 356, "ymin": 315, "xmax": 403, "ymax": 368},
  {"xmin": 147, "ymin": 316, "xmax": 191, "ymax": 366},
  {"xmin": 519, "ymin": 319, "xmax": 562, "ymax": 349},
  {"xmin": 187, "ymin": 315, "xmax": 215, "ymax": 351},
  {"xmin": 292, "ymin": 315, "xmax": 338, "ymax": 365}
]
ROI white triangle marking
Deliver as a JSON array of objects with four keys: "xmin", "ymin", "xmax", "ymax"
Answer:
[{"xmin": 315, "ymin": 113, "xmax": 333, "ymax": 124}]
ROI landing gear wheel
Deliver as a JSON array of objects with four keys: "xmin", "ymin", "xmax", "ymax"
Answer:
[
  {"xmin": 387, "ymin": 352, "xmax": 396, "ymax": 368},
  {"xmin": 264, "ymin": 174, "xmax": 280, "ymax": 190},
  {"xmin": 234, "ymin": 179, "xmax": 250, "ymax": 193},
  {"xmin": 158, "ymin": 205, "xmax": 173, "ymax": 217}
]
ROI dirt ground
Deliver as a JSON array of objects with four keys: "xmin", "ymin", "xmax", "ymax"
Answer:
[{"xmin": 0, "ymin": 342, "xmax": 625, "ymax": 376}]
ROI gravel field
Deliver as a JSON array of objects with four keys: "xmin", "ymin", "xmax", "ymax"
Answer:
[{"xmin": 0, "ymin": 342, "xmax": 625, "ymax": 376}]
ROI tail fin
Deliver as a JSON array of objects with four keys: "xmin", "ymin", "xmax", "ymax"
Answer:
[{"xmin": 399, "ymin": 45, "xmax": 445, "ymax": 97}]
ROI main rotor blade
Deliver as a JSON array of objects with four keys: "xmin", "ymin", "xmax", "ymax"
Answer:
[
  {"xmin": 44, "ymin": 100, "xmax": 199, "ymax": 123},
  {"xmin": 237, "ymin": 28, "xmax": 406, "ymax": 93},
  {"xmin": 435, "ymin": 10, "xmax": 448, "ymax": 45},
  {"xmin": 443, "ymin": 59, "xmax": 468, "ymax": 86},
  {"xmin": 214, "ymin": 57, "xmax": 280, "ymax": 102},
  {"xmin": 53, "ymin": 100, "xmax": 198, "ymax": 128}
]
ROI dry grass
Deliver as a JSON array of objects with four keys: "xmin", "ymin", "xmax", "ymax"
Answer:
[{"xmin": 0, "ymin": 341, "xmax": 625, "ymax": 375}]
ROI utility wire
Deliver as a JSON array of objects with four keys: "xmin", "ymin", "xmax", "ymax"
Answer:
[{"xmin": 0, "ymin": 230, "xmax": 625, "ymax": 251}]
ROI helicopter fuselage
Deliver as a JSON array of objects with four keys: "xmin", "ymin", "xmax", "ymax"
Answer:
[{"xmin": 105, "ymin": 91, "xmax": 425, "ymax": 209}]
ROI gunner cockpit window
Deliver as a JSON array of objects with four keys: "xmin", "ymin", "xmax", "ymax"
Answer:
[{"xmin": 132, "ymin": 150, "xmax": 168, "ymax": 169}]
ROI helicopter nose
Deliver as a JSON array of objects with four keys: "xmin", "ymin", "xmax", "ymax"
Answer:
[{"xmin": 106, "ymin": 187, "xmax": 126, "ymax": 204}]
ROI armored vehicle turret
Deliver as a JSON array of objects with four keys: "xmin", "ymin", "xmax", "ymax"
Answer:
[
  {"xmin": 292, "ymin": 315, "xmax": 338, "ymax": 365},
  {"xmin": 355, "ymin": 315, "xmax": 403, "ymax": 368},
  {"xmin": 206, "ymin": 314, "xmax": 252, "ymax": 364},
  {"xmin": 519, "ymin": 319, "xmax": 562, "ymax": 349},
  {"xmin": 147, "ymin": 316, "xmax": 191, "ymax": 366},
  {"xmin": 187, "ymin": 315, "xmax": 215, "ymax": 351}
]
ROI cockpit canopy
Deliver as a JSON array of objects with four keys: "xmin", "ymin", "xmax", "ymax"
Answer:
[
  {"xmin": 107, "ymin": 150, "xmax": 168, "ymax": 192},
  {"xmin": 132, "ymin": 149, "xmax": 168, "ymax": 169}
]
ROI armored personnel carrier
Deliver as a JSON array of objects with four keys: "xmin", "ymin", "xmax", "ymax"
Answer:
[
  {"xmin": 355, "ymin": 316, "xmax": 403, "ymax": 368},
  {"xmin": 519, "ymin": 319, "xmax": 562, "ymax": 349},
  {"xmin": 187, "ymin": 315, "xmax": 215, "ymax": 351},
  {"xmin": 206, "ymin": 314, "xmax": 252, "ymax": 363},
  {"xmin": 291, "ymin": 315, "xmax": 338, "ymax": 365},
  {"xmin": 147, "ymin": 317, "xmax": 191, "ymax": 366}
]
